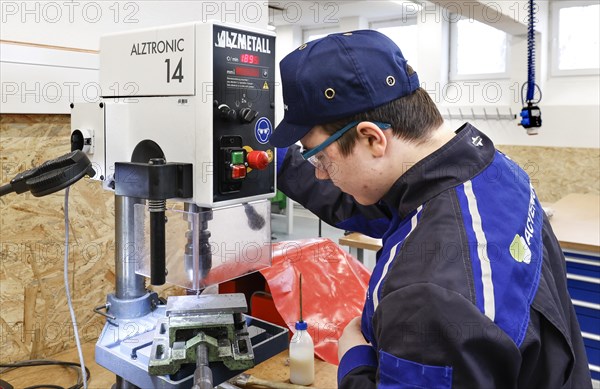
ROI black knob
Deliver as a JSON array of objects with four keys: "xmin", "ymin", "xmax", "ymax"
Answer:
[
  {"xmin": 218, "ymin": 104, "xmax": 237, "ymax": 122},
  {"xmin": 239, "ymin": 108, "xmax": 258, "ymax": 124}
]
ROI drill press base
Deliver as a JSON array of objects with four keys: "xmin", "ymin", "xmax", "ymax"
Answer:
[{"xmin": 95, "ymin": 299, "xmax": 288, "ymax": 388}]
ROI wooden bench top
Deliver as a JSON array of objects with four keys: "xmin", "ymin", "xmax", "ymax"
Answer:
[{"xmin": 339, "ymin": 232, "xmax": 383, "ymax": 252}]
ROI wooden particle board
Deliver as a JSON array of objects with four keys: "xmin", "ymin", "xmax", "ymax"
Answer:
[{"xmin": 1, "ymin": 114, "xmax": 115, "ymax": 362}]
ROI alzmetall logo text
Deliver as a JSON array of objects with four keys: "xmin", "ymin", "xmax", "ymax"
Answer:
[{"xmin": 215, "ymin": 31, "xmax": 271, "ymax": 53}]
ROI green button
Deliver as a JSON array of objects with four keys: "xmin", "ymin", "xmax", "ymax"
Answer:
[{"xmin": 231, "ymin": 151, "xmax": 244, "ymax": 165}]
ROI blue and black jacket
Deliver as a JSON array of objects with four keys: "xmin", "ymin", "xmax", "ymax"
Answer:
[{"xmin": 277, "ymin": 123, "xmax": 592, "ymax": 388}]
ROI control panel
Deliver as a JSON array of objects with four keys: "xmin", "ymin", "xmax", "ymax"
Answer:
[{"xmin": 212, "ymin": 24, "xmax": 275, "ymax": 203}]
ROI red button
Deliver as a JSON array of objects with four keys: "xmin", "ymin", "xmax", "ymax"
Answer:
[
  {"xmin": 231, "ymin": 164, "xmax": 247, "ymax": 179},
  {"xmin": 247, "ymin": 150, "xmax": 269, "ymax": 170}
]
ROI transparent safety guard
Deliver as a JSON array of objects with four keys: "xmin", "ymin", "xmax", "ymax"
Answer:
[{"xmin": 135, "ymin": 200, "xmax": 272, "ymax": 290}]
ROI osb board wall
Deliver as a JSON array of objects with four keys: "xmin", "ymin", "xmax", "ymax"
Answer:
[
  {"xmin": 497, "ymin": 145, "xmax": 600, "ymax": 203},
  {"xmin": 0, "ymin": 114, "xmax": 182, "ymax": 363},
  {"xmin": 0, "ymin": 114, "xmax": 114, "ymax": 362}
]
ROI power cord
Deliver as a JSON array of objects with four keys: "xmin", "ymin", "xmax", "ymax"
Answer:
[
  {"xmin": 0, "ymin": 189, "xmax": 91, "ymax": 389},
  {"xmin": 0, "ymin": 359, "xmax": 91, "ymax": 389},
  {"xmin": 63, "ymin": 187, "xmax": 88, "ymax": 389}
]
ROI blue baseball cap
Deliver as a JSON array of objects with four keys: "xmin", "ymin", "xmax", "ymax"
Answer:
[{"xmin": 269, "ymin": 29, "xmax": 420, "ymax": 148}]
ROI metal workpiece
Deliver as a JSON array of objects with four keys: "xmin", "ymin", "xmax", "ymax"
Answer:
[
  {"xmin": 115, "ymin": 195, "xmax": 146, "ymax": 300},
  {"xmin": 166, "ymin": 294, "xmax": 247, "ymax": 316}
]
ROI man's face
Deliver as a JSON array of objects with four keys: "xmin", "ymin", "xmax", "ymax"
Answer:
[{"xmin": 300, "ymin": 125, "xmax": 382, "ymax": 205}]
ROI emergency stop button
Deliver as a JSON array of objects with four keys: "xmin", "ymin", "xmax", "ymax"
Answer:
[{"xmin": 247, "ymin": 150, "xmax": 269, "ymax": 170}]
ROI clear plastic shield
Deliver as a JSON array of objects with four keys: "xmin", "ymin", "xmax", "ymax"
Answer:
[{"xmin": 135, "ymin": 200, "xmax": 272, "ymax": 290}]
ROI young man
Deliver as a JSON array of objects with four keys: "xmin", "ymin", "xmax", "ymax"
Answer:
[{"xmin": 269, "ymin": 30, "xmax": 591, "ymax": 388}]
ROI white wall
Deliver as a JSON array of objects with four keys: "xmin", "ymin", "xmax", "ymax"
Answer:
[
  {"xmin": 271, "ymin": 0, "xmax": 600, "ymax": 148},
  {"xmin": 1, "ymin": 0, "xmax": 270, "ymax": 113},
  {"xmin": 1, "ymin": 1, "xmax": 270, "ymax": 49}
]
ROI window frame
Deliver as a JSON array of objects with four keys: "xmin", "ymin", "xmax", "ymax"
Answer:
[
  {"xmin": 551, "ymin": 0, "xmax": 600, "ymax": 77},
  {"xmin": 449, "ymin": 15, "xmax": 511, "ymax": 81}
]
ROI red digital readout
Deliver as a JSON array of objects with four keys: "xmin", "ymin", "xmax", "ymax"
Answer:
[
  {"xmin": 240, "ymin": 53, "xmax": 260, "ymax": 65},
  {"xmin": 236, "ymin": 66, "xmax": 260, "ymax": 77}
]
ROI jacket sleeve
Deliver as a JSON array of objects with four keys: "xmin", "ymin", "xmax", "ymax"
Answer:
[
  {"xmin": 276, "ymin": 145, "xmax": 391, "ymax": 238},
  {"xmin": 337, "ymin": 345, "xmax": 378, "ymax": 388},
  {"xmin": 349, "ymin": 283, "xmax": 523, "ymax": 388}
]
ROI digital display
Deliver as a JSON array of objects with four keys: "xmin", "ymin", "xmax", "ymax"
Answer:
[
  {"xmin": 240, "ymin": 53, "xmax": 260, "ymax": 65},
  {"xmin": 236, "ymin": 66, "xmax": 260, "ymax": 77}
]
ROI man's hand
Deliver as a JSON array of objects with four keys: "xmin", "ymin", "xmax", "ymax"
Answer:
[{"xmin": 338, "ymin": 316, "xmax": 370, "ymax": 361}]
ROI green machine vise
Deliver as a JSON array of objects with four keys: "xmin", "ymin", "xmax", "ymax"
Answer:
[{"xmin": 148, "ymin": 294, "xmax": 255, "ymax": 376}]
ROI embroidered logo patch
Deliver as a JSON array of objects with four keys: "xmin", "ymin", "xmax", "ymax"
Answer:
[
  {"xmin": 509, "ymin": 184, "xmax": 538, "ymax": 264},
  {"xmin": 509, "ymin": 234, "xmax": 531, "ymax": 264}
]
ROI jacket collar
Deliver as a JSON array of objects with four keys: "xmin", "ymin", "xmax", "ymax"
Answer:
[{"xmin": 382, "ymin": 123, "xmax": 496, "ymax": 219}]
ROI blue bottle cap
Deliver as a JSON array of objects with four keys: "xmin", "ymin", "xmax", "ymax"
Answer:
[{"xmin": 295, "ymin": 321, "xmax": 308, "ymax": 330}]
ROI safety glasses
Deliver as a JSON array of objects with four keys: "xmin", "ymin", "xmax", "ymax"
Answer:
[{"xmin": 301, "ymin": 121, "xmax": 391, "ymax": 169}]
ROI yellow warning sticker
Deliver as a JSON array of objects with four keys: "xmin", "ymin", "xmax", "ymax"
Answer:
[{"xmin": 263, "ymin": 81, "xmax": 269, "ymax": 90}]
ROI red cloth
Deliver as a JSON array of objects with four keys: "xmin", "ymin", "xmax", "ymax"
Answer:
[{"xmin": 260, "ymin": 238, "xmax": 371, "ymax": 365}]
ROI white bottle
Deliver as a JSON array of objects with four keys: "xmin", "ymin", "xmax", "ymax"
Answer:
[{"xmin": 289, "ymin": 321, "xmax": 315, "ymax": 385}]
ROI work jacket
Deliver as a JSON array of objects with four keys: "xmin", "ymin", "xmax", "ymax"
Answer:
[{"xmin": 276, "ymin": 123, "xmax": 592, "ymax": 388}]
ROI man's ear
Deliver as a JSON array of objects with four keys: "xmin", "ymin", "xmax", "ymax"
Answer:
[{"xmin": 356, "ymin": 121, "xmax": 387, "ymax": 157}]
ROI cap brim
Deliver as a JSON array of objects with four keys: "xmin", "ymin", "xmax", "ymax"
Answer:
[{"xmin": 269, "ymin": 118, "xmax": 313, "ymax": 148}]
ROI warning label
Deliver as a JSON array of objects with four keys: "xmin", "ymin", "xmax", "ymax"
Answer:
[{"xmin": 227, "ymin": 76, "xmax": 264, "ymax": 90}]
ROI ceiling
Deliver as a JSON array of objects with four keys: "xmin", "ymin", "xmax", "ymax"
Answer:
[{"xmin": 268, "ymin": 0, "xmax": 418, "ymax": 27}]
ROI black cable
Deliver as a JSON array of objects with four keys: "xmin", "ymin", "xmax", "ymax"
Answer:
[
  {"xmin": 0, "ymin": 360, "xmax": 90, "ymax": 389},
  {"xmin": 0, "ymin": 183, "xmax": 14, "ymax": 197}
]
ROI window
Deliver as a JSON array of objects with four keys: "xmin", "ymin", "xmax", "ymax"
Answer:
[
  {"xmin": 552, "ymin": 1, "xmax": 600, "ymax": 76},
  {"xmin": 370, "ymin": 18, "xmax": 419, "ymax": 70},
  {"xmin": 449, "ymin": 17, "xmax": 509, "ymax": 80}
]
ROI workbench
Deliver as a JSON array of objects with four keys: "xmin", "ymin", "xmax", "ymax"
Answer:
[
  {"xmin": 547, "ymin": 194, "xmax": 600, "ymax": 383},
  {"xmin": 0, "ymin": 341, "xmax": 338, "ymax": 389},
  {"xmin": 338, "ymin": 233, "xmax": 382, "ymax": 263}
]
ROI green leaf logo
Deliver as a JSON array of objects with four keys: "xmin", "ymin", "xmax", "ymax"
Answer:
[{"xmin": 509, "ymin": 234, "xmax": 531, "ymax": 264}]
